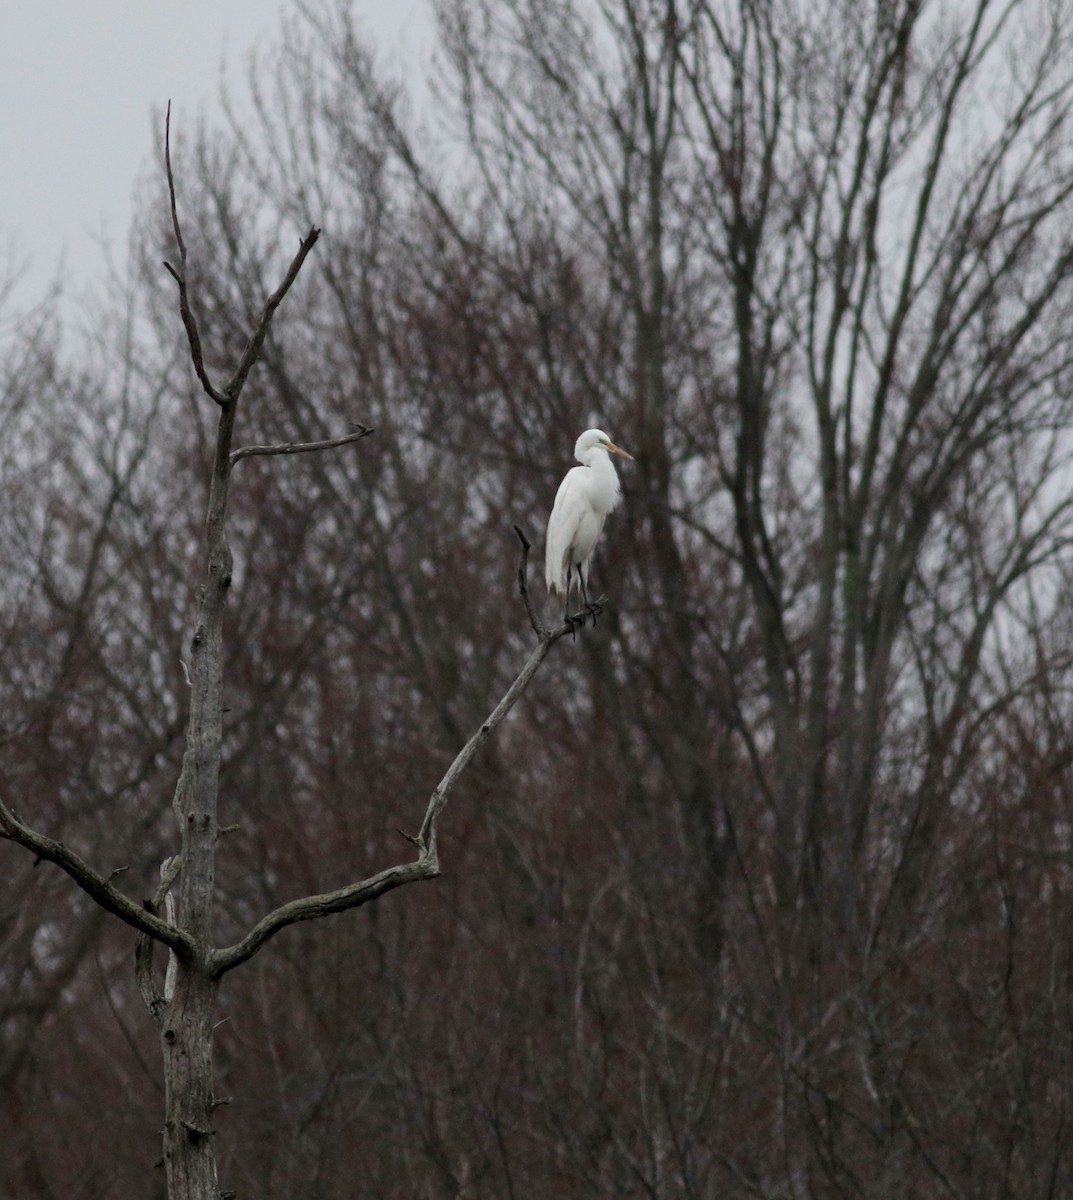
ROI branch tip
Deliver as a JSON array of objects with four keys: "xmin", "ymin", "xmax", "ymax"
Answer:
[
  {"xmin": 230, "ymin": 424, "xmax": 374, "ymax": 466},
  {"xmin": 397, "ymin": 828, "xmax": 423, "ymax": 850},
  {"xmin": 515, "ymin": 523, "xmax": 546, "ymax": 638}
]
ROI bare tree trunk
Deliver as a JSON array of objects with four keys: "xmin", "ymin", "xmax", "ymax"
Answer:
[
  {"xmin": 161, "ymin": 965, "xmax": 221, "ymax": 1197},
  {"xmin": 158, "ymin": 381, "xmax": 235, "ymax": 1196}
]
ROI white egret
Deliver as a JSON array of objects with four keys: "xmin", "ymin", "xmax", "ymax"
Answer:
[{"xmin": 545, "ymin": 428, "xmax": 634, "ymax": 621}]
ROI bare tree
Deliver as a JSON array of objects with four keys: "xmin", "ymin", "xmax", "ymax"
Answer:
[{"xmin": 0, "ymin": 105, "xmax": 586, "ymax": 1200}]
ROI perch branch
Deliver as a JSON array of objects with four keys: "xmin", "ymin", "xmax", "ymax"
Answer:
[
  {"xmin": 414, "ymin": 621, "xmax": 567, "ymax": 855},
  {"xmin": 208, "ymin": 533, "xmax": 578, "ymax": 977}
]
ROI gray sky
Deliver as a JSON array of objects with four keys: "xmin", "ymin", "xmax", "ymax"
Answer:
[{"xmin": 1, "ymin": 1, "xmax": 428, "ymax": 311}]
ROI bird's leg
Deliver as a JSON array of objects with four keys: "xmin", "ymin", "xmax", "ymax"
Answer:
[
  {"xmin": 578, "ymin": 566, "xmax": 601, "ymax": 627},
  {"xmin": 578, "ymin": 564, "xmax": 592, "ymax": 615},
  {"xmin": 562, "ymin": 565, "xmax": 582, "ymax": 637}
]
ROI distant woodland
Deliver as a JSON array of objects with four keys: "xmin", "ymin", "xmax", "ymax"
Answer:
[{"xmin": 5, "ymin": 1, "xmax": 1073, "ymax": 1196}]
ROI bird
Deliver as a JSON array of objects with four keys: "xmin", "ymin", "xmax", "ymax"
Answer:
[{"xmin": 545, "ymin": 428, "xmax": 634, "ymax": 621}]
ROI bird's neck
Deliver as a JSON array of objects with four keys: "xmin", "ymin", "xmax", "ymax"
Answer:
[{"xmin": 582, "ymin": 450, "xmax": 622, "ymax": 514}]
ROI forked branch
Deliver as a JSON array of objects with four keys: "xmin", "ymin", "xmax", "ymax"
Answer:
[
  {"xmin": 162, "ymin": 98, "xmax": 320, "ymax": 410},
  {"xmin": 209, "ymin": 531, "xmax": 578, "ymax": 977}
]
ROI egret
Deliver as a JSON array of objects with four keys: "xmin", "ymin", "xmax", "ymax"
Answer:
[{"xmin": 545, "ymin": 428, "xmax": 634, "ymax": 622}]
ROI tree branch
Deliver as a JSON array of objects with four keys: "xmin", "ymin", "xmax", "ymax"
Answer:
[
  {"xmin": 413, "ymin": 621, "xmax": 568, "ymax": 855},
  {"xmin": 208, "ymin": 858, "xmax": 437, "ymax": 977},
  {"xmin": 221, "ymin": 224, "xmax": 321, "ymax": 404},
  {"xmin": 514, "ymin": 524, "xmax": 547, "ymax": 637},
  {"xmin": 163, "ymin": 100, "xmax": 320, "ymax": 411},
  {"xmin": 209, "ymin": 533, "xmax": 580, "ymax": 978},
  {"xmin": 0, "ymin": 797, "xmax": 194, "ymax": 959},
  {"xmin": 162, "ymin": 100, "xmax": 227, "ymax": 408},
  {"xmin": 230, "ymin": 424, "xmax": 374, "ymax": 466},
  {"xmin": 135, "ymin": 855, "xmax": 184, "ymax": 1021}
]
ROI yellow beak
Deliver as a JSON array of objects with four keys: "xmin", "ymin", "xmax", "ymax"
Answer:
[{"xmin": 606, "ymin": 441, "xmax": 634, "ymax": 461}]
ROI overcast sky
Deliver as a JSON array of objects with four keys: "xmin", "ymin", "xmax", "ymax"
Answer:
[{"xmin": 1, "ymin": 1, "xmax": 429, "ymax": 312}]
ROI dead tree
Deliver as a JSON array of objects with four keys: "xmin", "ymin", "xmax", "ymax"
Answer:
[{"xmin": 0, "ymin": 106, "xmax": 583, "ymax": 1200}]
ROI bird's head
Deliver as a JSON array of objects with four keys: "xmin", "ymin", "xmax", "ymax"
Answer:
[{"xmin": 575, "ymin": 428, "xmax": 634, "ymax": 463}]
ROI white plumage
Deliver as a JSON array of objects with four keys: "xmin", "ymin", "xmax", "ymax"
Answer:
[{"xmin": 545, "ymin": 428, "xmax": 633, "ymax": 611}]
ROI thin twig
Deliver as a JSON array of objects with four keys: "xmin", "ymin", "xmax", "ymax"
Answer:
[
  {"xmin": 221, "ymin": 225, "xmax": 321, "ymax": 404},
  {"xmin": 163, "ymin": 100, "xmax": 226, "ymax": 407},
  {"xmin": 514, "ymin": 524, "xmax": 547, "ymax": 638},
  {"xmin": 230, "ymin": 425, "xmax": 374, "ymax": 466}
]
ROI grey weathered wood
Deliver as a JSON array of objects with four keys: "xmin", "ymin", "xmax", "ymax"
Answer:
[{"xmin": 155, "ymin": 103, "xmax": 326, "ymax": 1199}]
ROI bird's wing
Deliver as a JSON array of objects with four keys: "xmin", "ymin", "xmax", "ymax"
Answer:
[{"xmin": 545, "ymin": 468, "xmax": 586, "ymax": 593}]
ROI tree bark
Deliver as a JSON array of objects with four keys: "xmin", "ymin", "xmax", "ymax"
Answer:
[
  {"xmin": 160, "ymin": 960, "xmax": 221, "ymax": 1198},
  {"xmin": 158, "ymin": 391, "xmax": 233, "ymax": 1197}
]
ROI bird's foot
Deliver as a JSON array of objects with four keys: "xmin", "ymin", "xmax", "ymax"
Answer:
[
  {"xmin": 564, "ymin": 611, "xmax": 586, "ymax": 639},
  {"xmin": 584, "ymin": 601, "xmax": 603, "ymax": 627}
]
